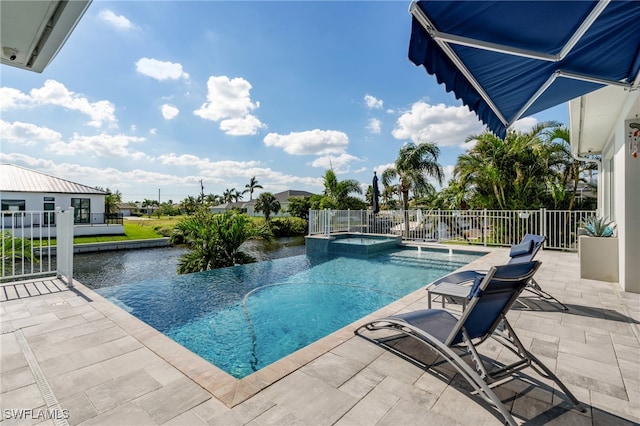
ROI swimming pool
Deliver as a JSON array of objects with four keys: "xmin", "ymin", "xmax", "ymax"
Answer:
[{"xmin": 95, "ymin": 247, "xmax": 483, "ymax": 378}]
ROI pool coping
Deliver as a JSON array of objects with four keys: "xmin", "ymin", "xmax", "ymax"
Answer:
[{"xmin": 73, "ymin": 243, "xmax": 493, "ymax": 408}]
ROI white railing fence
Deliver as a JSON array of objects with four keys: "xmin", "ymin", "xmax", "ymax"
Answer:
[
  {"xmin": 1, "ymin": 208, "xmax": 74, "ymax": 283},
  {"xmin": 308, "ymin": 209, "xmax": 596, "ymax": 251}
]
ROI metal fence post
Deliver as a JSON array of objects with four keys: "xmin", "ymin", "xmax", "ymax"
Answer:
[
  {"xmin": 540, "ymin": 208, "xmax": 546, "ymax": 247},
  {"xmin": 483, "ymin": 209, "xmax": 487, "ymax": 246}
]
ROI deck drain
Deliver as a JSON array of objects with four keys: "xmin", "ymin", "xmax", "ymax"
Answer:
[
  {"xmin": 15, "ymin": 329, "xmax": 69, "ymax": 426},
  {"xmin": 50, "ymin": 301, "xmax": 68, "ymax": 306}
]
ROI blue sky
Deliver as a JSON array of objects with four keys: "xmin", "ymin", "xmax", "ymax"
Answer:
[{"xmin": 1, "ymin": 1, "xmax": 568, "ymax": 203}]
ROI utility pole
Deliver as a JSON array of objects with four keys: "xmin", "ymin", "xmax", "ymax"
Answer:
[
  {"xmin": 158, "ymin": 189, "xmax": 161, "ymax": 204},
  {"xmin": 200, "ymin": 179, "xmax": 205, "ymax": 204}
]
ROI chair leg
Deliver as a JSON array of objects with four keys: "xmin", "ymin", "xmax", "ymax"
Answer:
[
  {"xmin": 500, "ymin": 319, "xmax": 584, "ymax": 411},
  {"xmin": 356, "ymin": 322, "xmax": 520, "ymax": 426},
  {"xmin": 526, "ymin": 279, "xmax": 569, "ymax": 310}
]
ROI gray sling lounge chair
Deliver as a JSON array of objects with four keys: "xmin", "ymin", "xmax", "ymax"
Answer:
[
  {"xmin": 355, "ymin": 261, "xmax": 583, "ymax": 426},
  {"xmin": 428, "ymin": 234, "xmax": 568, "ymax": 310}
]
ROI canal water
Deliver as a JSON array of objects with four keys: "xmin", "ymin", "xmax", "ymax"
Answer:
[{"xmin": 74, "ymin": 236, "xmax": 306, "ymax": 290}]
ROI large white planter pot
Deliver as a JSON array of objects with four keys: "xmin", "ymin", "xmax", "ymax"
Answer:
[{"xmin": 579, "ymin": 236, "xmax": 619, "ymax": 282}]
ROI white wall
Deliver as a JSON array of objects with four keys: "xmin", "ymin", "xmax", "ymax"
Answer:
[{"xmin": 604, "ymin": 93, "xmax": 640, "ymax": 293}]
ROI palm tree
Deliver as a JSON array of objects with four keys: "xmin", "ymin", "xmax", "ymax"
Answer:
[
  {"xmin": 243, "ymin": 176, "xmax": 263, "ymax": 201},
  {"xmin": 381, "ymin": 183, "xmax": 398, "ymax": 209},
  {"xmin": 103, "ymin": 188, "xmax": 122, "ymax": 214},
  {"xmin": 231, "ymin": 189, "xmax": 244, "ymax": 203},
  {"xmin": 455, "ymin": 123, "xmax": 556, "ymax": 209},
  {"xmin": 382, "ymin": 142, "xmax": 444, "ymax": 211},
  {"xmin": 204, "ymin": 193, "xmax": 221, "ymax": 206},
  {"xmin": 543, "ymin": 125, "xmax": 596, "ymax": 210},
  {"xmin": 253, "ymin": 192, "xmax": 281, "ymax": 221},
  {"xmin": 174, "ymin": 211, "xmax": 271, "ymax": 274},
  {"xmin": 322, "ymin": 170, "xmax": 362, "ymax": 209},
  {"xmin": 181, "ymin": 196, "xmax": 199, "ymax": 215}
]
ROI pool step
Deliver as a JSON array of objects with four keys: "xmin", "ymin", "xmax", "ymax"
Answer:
[{"xmin": 384, "ymin": 253, "xmax": 469, "ymax": 269}]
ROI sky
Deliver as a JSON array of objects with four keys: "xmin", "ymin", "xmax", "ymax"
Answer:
[{"xmin": 0, "ymin": 1, "xmax": 569, "ymax": 204}]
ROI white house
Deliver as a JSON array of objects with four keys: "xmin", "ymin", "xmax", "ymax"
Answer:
[
  {"xmin": 570, "ymin": 86, "xmax": 640, "ymax": 293},
  {"xmin": 0, "ymin": 164, "xmax": 123, "ymax": 236}
]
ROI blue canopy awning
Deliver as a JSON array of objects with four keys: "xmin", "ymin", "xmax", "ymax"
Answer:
[{"xmin": 409, "ymin": 0, "xmax": 640, "ymax": 138}]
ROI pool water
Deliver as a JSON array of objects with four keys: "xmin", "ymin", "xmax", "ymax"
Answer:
[{"xmin": 95, "ymin": 248, "xmax": 483, "ymax": 378}]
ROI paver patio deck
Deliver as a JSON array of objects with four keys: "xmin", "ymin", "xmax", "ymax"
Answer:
[{"xmin": 1, "ymin": 248, "xmax": 638, "ymax": 425}]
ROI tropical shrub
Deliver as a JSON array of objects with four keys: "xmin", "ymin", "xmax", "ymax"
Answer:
[
  {"xmin": 1, "ymin": 232, "xmax": 37, "ymax": 276},
  {"xmin": 269, "ymin": 217, "xmax": 308, "ymax": 237},
  {"xmin": 174, "ymin": 211, "xmax": 272, "ymax": 274}
]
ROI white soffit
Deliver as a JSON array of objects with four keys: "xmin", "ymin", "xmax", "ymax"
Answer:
[
  {"xmin": 569, "ymin": 85, "xmax": 632, "ymax": 155},
  {"xmin": 0, "ymin": 0, "xmax": 91, "ymax": 73}
]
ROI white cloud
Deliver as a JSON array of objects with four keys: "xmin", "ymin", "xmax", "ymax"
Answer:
[
  {"xmin": 1, "ymin": 81, "xmax": 117, "ymax": 128},
  {"xmin": 219, "ymin": 114, "xmax": 265, "ymax": 136},
  {"xmin": 392, "ymin": 101, "xmax": 485, "ymax": 147},
  {"xmin": 158, "ymin": 153, "xmax": 323, "ymax": 189},
  {"xmin": 149, "ymin": 128, "xmax": 157, "ymax": 135},
  {"xmin": 0, "ymin": 120, "xmax": 62, "ymax": 146},
  {"xmin": 264, "ymin": 130, "xmax": 348, "ymax": 156},
  {"xmin": 364, "ymin": 94, "xmax": 383, "ymax": 109},
  {"xmin": 374, "ymin": 162, "xmax": 395, "ymax": 177},
  {"xmin": 0, "ymin": 87, "xmax": 31, "ymax": 110},
  {"xmin": 511, "ymin": 116, "xmax": 539, "ymax": 133},
  {"xmin": 98, "ymin": 9, "xmax": 136, "ymax": 31},
  {"xmin": 47, "ymin": 133, "xmax": 146, "ymax": 158},
  {"xmin": 135, "ymin": 58, "xmax": 189, "ymax": 81},
  {"xmin": 193, "ymin": 75, "xmax": 265, "ymax": 136},
  {"xmin": 161, "ymin": 104, "xmax": 180, "ymax": 120},
  {"xmin": 440, "ymin": 164, "xmax": 456, "ymax": 188},
  {"xmin": 309, "ymin": 153, "xmax": 363, "ymax": 173},
  {"xmin": 367, "ymin": 118, "xmax": 381, "ymax": 134}
]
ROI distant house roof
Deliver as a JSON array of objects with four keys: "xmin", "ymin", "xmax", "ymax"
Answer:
[
  {"xmin": 118, "ymin": 203, "xmax": 138, "ymax": 209},
  {"xmin": 211, "ymin": 202, "xmax": 247, "ymax": 210},
  {"xmin": 273, "ymin": 190, "xmax": 315, "ymax": 202},
  {"xmin": 0, "ymin": 164, "xmax": 106, "ymax": 195}
]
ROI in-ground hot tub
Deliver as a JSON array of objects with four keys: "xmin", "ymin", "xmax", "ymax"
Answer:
[{"xmin": 306, "ymin": 233, "xmax": 402, "ymax": 256}]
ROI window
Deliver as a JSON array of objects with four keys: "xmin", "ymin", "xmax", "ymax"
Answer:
[
  {"xmin": 44, "ymin": 197, "xmax": 55, "ymax": 225},
  {"xmin": 71, "ymin": 198, "xmax": 90, "ymax": 224},
  {"xmin": 2, "ymin": 199, "xmax": 25, "ymax": 215}
]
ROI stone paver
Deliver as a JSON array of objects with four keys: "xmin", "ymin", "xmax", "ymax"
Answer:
[{"xmin": 1, "ymin": 249, "xmax": 639, "ymax": 425}]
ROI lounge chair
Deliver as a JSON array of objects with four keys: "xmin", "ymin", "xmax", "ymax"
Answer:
[
  {"xmin": 428, "ymin": 234, "xmax": 568, "ymax": 310},
  {"xmin": 355, "ymin": 261, "xmax": 583, "ymax": 426}
]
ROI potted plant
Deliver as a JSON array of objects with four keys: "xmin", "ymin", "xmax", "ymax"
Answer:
[{"xmin": 578, "ymin": 216, "xmax": 618, "ymax": 282}]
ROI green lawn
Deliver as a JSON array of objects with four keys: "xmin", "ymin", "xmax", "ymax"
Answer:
[
  {"xmin": 34, "ymin": 217, "xmax": 181, "ymax": 246},
  {"xmin": 71, "ymin": 221, "xmax": 164, "ymax": 244}
]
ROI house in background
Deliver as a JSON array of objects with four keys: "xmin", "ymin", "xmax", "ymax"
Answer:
[
  {"xmin": 210, "ymin": 202, "xmax": 247, "ymax": 215},
  {"xmin": 0, "ymin": 164, "xmax": 123, "ymax": 237},
  {"xmin": 117, "ymin": 203, "xmax": 139, "ymax": 217},
  {"xmin": 245, "ymin": 190, "xmax": 315, "ymax": 217}
]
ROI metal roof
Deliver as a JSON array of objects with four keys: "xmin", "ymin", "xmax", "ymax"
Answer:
[{"xmin": 0, "ymin": 164, "xmax": 106, "ymax": 195}]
